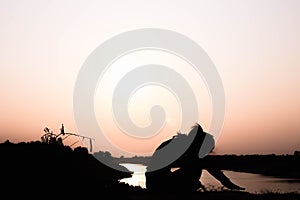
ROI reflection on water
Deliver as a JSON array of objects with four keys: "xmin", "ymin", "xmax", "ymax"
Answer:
[
  {"xmin": 203, "ymin": 170, "xmax": 300, "ymax": 194},
  {"xmin": 119, "ymin": 163, "xmax": 300, "ymax": 193},
  {"xmin": 119, "ymin": 163, "xmax": 147, "ymax": 188}
]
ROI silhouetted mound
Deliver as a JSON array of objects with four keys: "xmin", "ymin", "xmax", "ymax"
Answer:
[{"xmin": 0, "ymin": 140, "xmax": 131, "ymax": 196}]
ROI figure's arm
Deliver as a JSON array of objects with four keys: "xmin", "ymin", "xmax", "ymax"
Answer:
[{"xmin": 206, "ymin": 168, "xmax": 245, "ymax": 190}]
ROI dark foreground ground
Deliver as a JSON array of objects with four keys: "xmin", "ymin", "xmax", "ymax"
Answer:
[
  {"xmin": 1, "ymin": 140, "xmax": 299, "ymax": 199},
  {"xmin": 87, "ymin": 181, "xmax": 300, "ymax": 200},
  {"xmin": 128, "ymin": 191, "xmax": 300, "ymax": 200},
  {"xmin": 117, "ymin": 187, "xmax": 300, "ymax": 200}
]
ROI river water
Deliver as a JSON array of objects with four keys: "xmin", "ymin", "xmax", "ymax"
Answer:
[{"xmin": 119, "ymin": 163, "xmax": 300, "ymax": 194}]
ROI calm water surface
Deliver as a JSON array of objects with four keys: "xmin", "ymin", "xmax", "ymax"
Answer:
[{"xmin": 119, "ymin": 163, "xmax": 300, "ymax": 194}]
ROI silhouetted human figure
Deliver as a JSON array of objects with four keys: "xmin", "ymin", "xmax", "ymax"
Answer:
[{"xmin": 145, "ymin": 123, "xmax": 245, "ymax": 193}]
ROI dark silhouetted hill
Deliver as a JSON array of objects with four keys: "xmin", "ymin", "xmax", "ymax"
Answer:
[{"xmin": 0, "ymin": 140, "xmax": 133, "ymax": 197}]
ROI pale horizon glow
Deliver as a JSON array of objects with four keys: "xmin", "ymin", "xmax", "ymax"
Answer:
[
  {"xmin": 0, "ymin": 0, "xmax": 299, "ymax": 157},
  {"xmin": 93, "ymin": 49, "xmax": 212, "ymax": 155}
]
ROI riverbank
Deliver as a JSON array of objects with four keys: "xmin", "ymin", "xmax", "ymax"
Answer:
[
  {"xmin": 99, "ymin": 183, "xmax": 300, "ymax": 200},
  {"xmin": 119, "ymin": 163, "xmax": 300, "ymax": 195},
  {"xmin": 1, "ymin": 140, "xmax": 299, "ymax": 199},
  {"xmin": 112, "ymin": 154, "xmax": 300, "ymax": 180},
  {"xmin": 122, "ymin": 191, "xmax": 300, "ymax": 200}
]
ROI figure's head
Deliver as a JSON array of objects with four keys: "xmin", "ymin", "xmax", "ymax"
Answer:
[
  {"xmin": 187, "ymin": 123, "xmax": 205, "ymax": 141},
  {"xmin": 187, "ymin": 123, "xmax": 215, "ymax": 158},
  {"xmin": 198, "ymin": 133, "xmax": 215, "ymax": 158}
]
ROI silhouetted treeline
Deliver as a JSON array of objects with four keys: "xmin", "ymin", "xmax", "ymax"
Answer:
[
  {"xmin": 110, "ymin": 154, "xmax": 152, "ymax": 165},
  {"xmin": 200, "ymin": 154, "xmax": 300, "ymax": 179},
  {"xmin": 113, "ymin": 153, "xmax": 300, "ymax": 179}
]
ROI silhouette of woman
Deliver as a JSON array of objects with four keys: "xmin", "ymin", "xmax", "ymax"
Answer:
[{"xmin": 145, "ymin": 123, "xmax": 245, "ymax": 192}]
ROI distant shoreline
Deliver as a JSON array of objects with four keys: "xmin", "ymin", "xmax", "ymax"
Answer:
[{"xmin": 110, "ymin": 154, "xmax": 300, "ymax": 180}]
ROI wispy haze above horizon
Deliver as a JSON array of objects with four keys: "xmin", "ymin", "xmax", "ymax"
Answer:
[{"xmin": 0, "ymin": 0, "xmax": 299, "ymax": 157}]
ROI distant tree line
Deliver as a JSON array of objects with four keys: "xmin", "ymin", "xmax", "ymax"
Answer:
[{"xmin": 110, "ymin": 152, "xmax": 300, "ymax": 179}]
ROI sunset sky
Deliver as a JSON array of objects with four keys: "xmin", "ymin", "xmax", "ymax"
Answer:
[{"xmin": 0, "ymin": 0, "xmax": 299, "ymax": 157}]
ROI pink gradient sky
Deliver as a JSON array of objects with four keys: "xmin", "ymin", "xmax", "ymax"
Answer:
[{"xmin": 0, "ymin": 0, "xmax": 299, "ymax": 157}]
